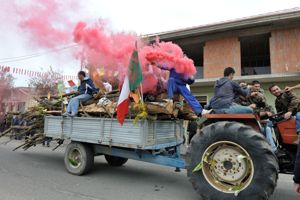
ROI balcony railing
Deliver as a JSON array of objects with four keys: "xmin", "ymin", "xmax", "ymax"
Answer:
[{"xmin": 241, "ymin": 66, "xmax": 271, "ymax": 76}]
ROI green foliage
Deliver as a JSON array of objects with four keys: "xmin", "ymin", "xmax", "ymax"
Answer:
[
  {"xmin": 68, "ymin": 158, "xmax": 78, "ymax": 166},
  {"xmin": 192, "ymin": 162, "xmax": 203, "ymax": 172}
]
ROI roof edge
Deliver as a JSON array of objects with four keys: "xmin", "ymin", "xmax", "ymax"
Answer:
[{"xmin": 144, "ymin": 7, "xmax": 300, "ymax": 40}]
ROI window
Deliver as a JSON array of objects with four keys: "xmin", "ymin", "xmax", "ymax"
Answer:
[
  {"xmin": 180, "ymin": 43, "xmax": 204, "ymax": 79},
  {"xmin": 195, "ymin": 96, "xmax": 208, "ymax": 107},
  {"xmin": 17, "ymin": 102, "xmax": 26, "ymax": 112},
  {"xmin": 240, "ymin": 34, "xmax": 271, "ymax": 75}
]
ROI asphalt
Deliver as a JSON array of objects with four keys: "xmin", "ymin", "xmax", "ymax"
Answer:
[{"xmin": 0, "ymin": 139, "xmax": 298, "ymax": 200}]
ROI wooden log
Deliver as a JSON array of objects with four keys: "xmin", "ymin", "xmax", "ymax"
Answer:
[
  {"xmin": 10, "ymin": 125, "xmax": 32, "ymax": 130},
  {"xmin": 155, "ymin": 93, "xmax": 168, "ymax": 101},
  {"xmin": 0, "ymin": 127, "xmax": 12, "ymax": 138},
  {"xmin": 145, "ymin": 101, "xmax": 174, "ymax": 115},
  {"xmin": 79, "ymin": 102, "xmax": 116, "ymax": 114},
  {"xmin": 39, "ymin": 91, "xmax": 78, "ymax": 99},
  {"xmin": 178, "ymin": 105, "xmax": 198, "ymax": 120},
  {"xmin": 44, "ymin": 111, "xmax": 62, "ymax": 115},
  {"xmin": 7, "ymin": 112, "xmax": 20, "ymax": 115}
]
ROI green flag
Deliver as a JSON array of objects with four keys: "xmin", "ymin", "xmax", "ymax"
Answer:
[{"xmin": 128, "ymin": 50, "xmax": 143, "ymax": 91}]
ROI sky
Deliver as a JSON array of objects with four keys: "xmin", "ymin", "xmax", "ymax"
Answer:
[{"xmin": 0, "ymin": 0, "xmax": 299, "ymax": 86}]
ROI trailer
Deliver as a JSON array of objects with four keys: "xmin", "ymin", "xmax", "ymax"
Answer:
[
  {"xmin": 44, "ymin": 115, "xmax": 278, "ymax": 200},
  {"xmin": 44, "ymin": 116, "xmax": 186, "ymax": 174}
]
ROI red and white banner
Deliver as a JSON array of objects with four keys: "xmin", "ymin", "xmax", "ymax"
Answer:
[{"xmin": 0, "ymin": 65, "xmax": 77, "ymax": 80}]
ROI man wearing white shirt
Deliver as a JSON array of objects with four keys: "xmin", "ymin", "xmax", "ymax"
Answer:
[{"xmin": 103, "ymin": 78, "xmax": 112, "ymax": 94}]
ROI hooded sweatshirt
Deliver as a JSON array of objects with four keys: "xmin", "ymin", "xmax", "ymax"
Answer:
[
  {"xmin": 210, "ymin": 77, "xmax": 249, "ymax": 109},
  {"xmin": 78, "ymin": 77, "xmax": 98, "ymax": 95}
]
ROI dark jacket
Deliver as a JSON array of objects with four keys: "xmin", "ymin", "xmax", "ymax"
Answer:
[
  {"xmin": 294, "ymin": 142, "xmax": 300, "ymax": 183},
  {"xmin": 210, "ymin": 77, "xmax": 249, "ymax": 109},
  {"xmin": 248, "ymin": 88, "xmax": 274, "ymax": 113},
  {"xmin": 233, "ymin": 85, "xmax": 250, "ymax": 106},
  {"xmin": 78, "ymin": 78, "xmax": 98, "ymax": 95},
  {"xmin": 275, "ymin": 92, "xmax": 300, "ymax": 115}
]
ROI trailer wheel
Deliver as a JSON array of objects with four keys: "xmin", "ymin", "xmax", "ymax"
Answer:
[
  {"xmin": 105, "ymin": 155, "xmax": 128, "ymax": 166},
  {"xmin": 64, "ymin": 142, "xmax": 94, "ymax": 175},
  {"xmin": 186, "ymin": 121, "xmax": 278, "ymax": 200}
]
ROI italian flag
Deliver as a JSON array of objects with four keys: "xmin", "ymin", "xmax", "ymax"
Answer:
[{"xmin": 117, "ymin": 50, "xmax": 143, "ymax": 125}]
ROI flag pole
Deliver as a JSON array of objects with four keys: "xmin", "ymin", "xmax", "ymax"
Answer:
[
  {"xmin": 140, "ymin": 84, "xmax": 144, "ymax": 104},
  {"xmin": 135, "ymin": 40, "xmax": 144, "ymax": 104}
]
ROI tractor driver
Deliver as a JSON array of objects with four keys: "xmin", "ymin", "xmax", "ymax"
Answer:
[{"xmin": 269, "ymin": 84, "xmax": 300, "ymax": 135}]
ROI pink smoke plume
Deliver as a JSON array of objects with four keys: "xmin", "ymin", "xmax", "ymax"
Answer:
[
  {"xmin": 138, "ymin": 41, "xmax": 196, "ymax": 93},
  {"xmin": 74, "ymin": 21, "xmax": 138, "ymax": 65},
  {"xmin": 142, "ymin": 41, "xmax": 196, "ymax": 76},
  {"xmin": 73, "ymin": 21, "xmax": 143, "ymax": 90},
  {"xmin": 2, "ymin": 1, "xmax": 197, "ymax": 95},
  {"xmin": 74, "ymin": 22, "xmax": 197, "ymax": 94},
  {"xmin": 14, "ymin": 0, "xmax": 80, "ymax": 48}
]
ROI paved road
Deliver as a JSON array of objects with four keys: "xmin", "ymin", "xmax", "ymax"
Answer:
[{"xmin": 0, "ymin": 139, "xmax": 298, "ymax": 200}]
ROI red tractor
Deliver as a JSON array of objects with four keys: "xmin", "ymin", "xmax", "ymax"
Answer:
[{"xmin": 186, "ymin": 113, "xmax": 298, "ymax": 200}]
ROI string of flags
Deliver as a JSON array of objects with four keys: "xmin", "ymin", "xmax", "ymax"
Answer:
[{"xmin": 0, "ymin": 65, "xmax": 77, "ymax": 80}]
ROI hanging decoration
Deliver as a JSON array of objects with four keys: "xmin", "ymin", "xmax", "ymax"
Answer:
[{"xmin": 0, "ymin": 65, "xmax": 77, "ymax": 80}]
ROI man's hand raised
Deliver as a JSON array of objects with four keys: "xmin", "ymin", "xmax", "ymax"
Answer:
[{"xmin": 250, "ymin": 92, "xmax": 258, "ymax": 97}]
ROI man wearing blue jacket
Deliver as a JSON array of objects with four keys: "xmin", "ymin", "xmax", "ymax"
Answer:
[
  {"xmin": 210, "ymin": 67, "xmax": 253, "ymax": 114},
  {"xmin": 63, "ymin": 71, "xmax": 98, "ymax": 117},
  {"xmin": 153, "ymin": 63, "xmax": 209, "ymax": 117}
]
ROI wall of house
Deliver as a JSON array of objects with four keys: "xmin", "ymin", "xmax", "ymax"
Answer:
[
  {"xmin": 203, "ymin": 37, "xmax": 241, "ymax": 78},
  {"xmin": 270, "ymin": 27, "xmax": 300, "ymax": 74}
]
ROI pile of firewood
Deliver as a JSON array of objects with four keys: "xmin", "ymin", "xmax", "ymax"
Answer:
[
  {"xmin": 0, "ymin": 100, "xmax": 60, "ymax": 150},
  {"xmin": 79, "ymin": 92, "xmax": 197, "ymax": 120},
  {"xmin": 0, "ymin": 91, "xmax": 196, "ymax": 151}
]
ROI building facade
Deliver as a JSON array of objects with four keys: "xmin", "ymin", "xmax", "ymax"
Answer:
[
  {"xmin": 1, "ymin": 87, "xmax": 36, "ymax": 113},
  {"xmin": 147, "ymin": 8, "xmax": 300, "ymax": 109}
]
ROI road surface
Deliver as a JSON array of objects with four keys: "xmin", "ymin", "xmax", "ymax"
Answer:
[{"xmin": 0, "ymin": 139, "xmax": 298, "ymax": 200}]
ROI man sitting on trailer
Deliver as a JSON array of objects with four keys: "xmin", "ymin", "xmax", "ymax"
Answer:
[{"xmin": 63, "ymin": 71, "xmax": 98, "ymax": 117}]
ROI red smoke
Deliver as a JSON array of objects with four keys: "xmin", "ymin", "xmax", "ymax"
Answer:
[
  {"xmin": 73, "ymin": 20, "xmax": 141, "ymax": 89},
  {"xmin": 139, "ymin": 41, "xmax": 196, "ymax": 93},
  {"xmin": 73, "ymin": 22, "xmax": 197, "ymax": 94},
  {"xmin": 14, "ymin": 0, "xmax": 79, "ymax": 48},
  {"xmin": 142, "ymin": 41, "xmax": 196, "ymax": 76},
  {"xmin": 3, "ymin": 1, "xmax": 197, "ymax": 95}
]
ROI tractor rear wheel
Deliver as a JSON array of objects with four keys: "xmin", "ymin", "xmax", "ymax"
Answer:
[{"xmin": 186, "ymin": 121, "xmax": 278, "ymax": 200}]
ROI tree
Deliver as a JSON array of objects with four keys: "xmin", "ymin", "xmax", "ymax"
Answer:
[
  {"xmin": 0, "ymin": 71, "xmax": 14, "ymax": 113},
  {"xmin": 28, "ymin": 67, "xmax": 63, "ymax": 96}
]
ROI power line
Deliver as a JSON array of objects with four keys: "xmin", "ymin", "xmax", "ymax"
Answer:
[
  {"xmin": 0, "ymin": 44, "xmax": 79, "ymax": 64},
  {"xmin": 0, "ymin": 44, "xmax": 78, "ymax": 61}
]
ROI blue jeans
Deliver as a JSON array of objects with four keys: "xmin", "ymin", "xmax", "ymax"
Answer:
[
  {"xmin": 167, "ymin": 77, "xmax": 203, "ymax": 115},
  {"xmin": 214, "ymin": 103, "xmax": 253, "ymax": 114},
  {"xmin": 296, "ymin": 112, "xmax": 300, "ymax": 133},
  {"xmin": 264, "ymin": 126, "xmax": 277, "ymax": 152},
  {"xmin": 67, "ymin": 94, "xmax": 92, "ymax": 115}
]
